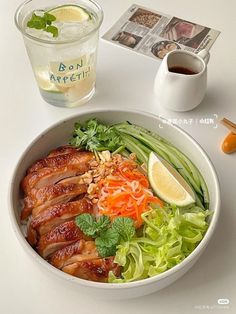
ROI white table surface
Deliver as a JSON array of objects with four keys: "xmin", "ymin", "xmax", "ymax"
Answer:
[{"xmin": 1, "ymin": 0, "xmax": 235, "ymax": 313}]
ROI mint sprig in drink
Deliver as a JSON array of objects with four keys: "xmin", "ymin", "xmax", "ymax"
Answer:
[{"xmin": 15, "ymin": 0, "xmax": 103, "ymax": 107}]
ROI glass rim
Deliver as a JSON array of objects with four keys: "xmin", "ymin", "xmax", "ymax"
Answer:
[{"xmin": 14, "ymin": 0, "xmax": 104, "ymax": 45}]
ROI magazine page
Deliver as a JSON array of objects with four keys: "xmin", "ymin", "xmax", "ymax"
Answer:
[{"xmin": 103, "ymin": 4, "xmax": 220, "ymax": 61}]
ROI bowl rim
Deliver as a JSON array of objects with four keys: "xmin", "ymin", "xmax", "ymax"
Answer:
[{"xmin": 8, "ymin": 108, "xmax": 220, "ymax": 289}]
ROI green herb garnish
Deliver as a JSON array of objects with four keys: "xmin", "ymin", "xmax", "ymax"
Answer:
[
  {"xmin": 95, "ymin": 229, "xmax": 120, "ymax": 257},
  {"xmin": 75, "ymin": 214, "xmax": 110, "ymax": 238},
  {"xmin": 27, "ymin": 11, "xmax": 58, "ymax": 37},
  {"xmin": 45, "ymin": 25, "xmax": 58, "ymax": 38},
  {"xmin": 112, "ymin": 217, "xmax": 136, "ymax": 242},
  {"xmin": 75, "ymin": 214, "xmax": 135, "ymax": 257},
  {"xmin": 70, "ymin": 119, "xmax": 124, "ymax": 153}
]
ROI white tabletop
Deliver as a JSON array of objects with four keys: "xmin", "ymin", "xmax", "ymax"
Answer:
[{"xmin": 1, "ymin": 0, "xmax": 235, "ymax": 313}]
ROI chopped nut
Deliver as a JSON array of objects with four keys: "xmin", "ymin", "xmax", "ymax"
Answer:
[
  {"xmin": 90, "ymin": 160, "xmax": 99, "ymax": 167},
  {"xmin": 94, "ymin": 176, "xmax": 102, "ymax": 183},
  {"xmin": 84, "ymin": 152, "xmax": 132, "ymax": 204},
  {"xmin": 130, "ymin": 153, "xmax": 137, "ymax": 160},
  {"xmin": 84, "ymin": 177, "xmax": 93, "ymax": 184},
  {"xmin": 105, "ymin": 162, "xmax": 112, "ymax": 168},
  {"xmin": 98, "ymin": 150, "xmax": 111, "ymax": 162},
  {"xmin": 92, "ymin": 198, "xmax": 98, "ymax": 204},
  {"xmin": 103, "ymin": 150, "xmax": 111, "ymax": 161},
  {"xmin": 88, "ymin": 183, "xmax": 97, "ymax": 194}
]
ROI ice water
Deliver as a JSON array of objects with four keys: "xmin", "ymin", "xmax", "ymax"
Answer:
[{"xmin": 15, "ymin": 0, "xmax": 103, "ymax": 107}]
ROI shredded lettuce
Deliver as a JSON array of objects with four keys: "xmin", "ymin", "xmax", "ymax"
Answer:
[{"xmin": 109, "ymin": 205, "xmax": 211, "ymax": 283}]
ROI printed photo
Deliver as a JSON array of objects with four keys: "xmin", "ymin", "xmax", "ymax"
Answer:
[
  {"xmin": 151, "ymin": 40, "xmax": 181, "ymax": 59},
  {"xmin": 160, "ymin": 17, "xmax": 210, "ymax": 48},
  {"xmin": 129, "ymin": 8, "xmax": 161, "ymax": 29},
  {"xmin": 112, "ymin": 31, "xmax": 142, "ymax": 48}
]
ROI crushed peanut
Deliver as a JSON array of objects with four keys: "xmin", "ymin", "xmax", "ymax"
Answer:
[{"xmin": 84, "ymin": 152, "xmax": 138, "ymax": 204}]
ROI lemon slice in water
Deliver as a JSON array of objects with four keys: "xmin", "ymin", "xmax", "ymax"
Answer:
[
  {"xmin": 35, "ymin": 68, "xmax": 62, "ymax": 93},
  {"xmin": 148, "ymin": 152, "xmax": 195, "ymax": 206},
  {"xmin": 48, "ymin": 5, "xmax": 91, "ymax": 22}
]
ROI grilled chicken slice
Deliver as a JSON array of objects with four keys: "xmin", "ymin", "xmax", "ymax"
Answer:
[
  {"xmin": 47, "ymin": 146, "xmax": 78, "ymax": 158},
  {"xmin": 21, "ymin": 183, "xmax": 87, "ymax": 221},
  {"xmin": 22, "ymin": 151, "xmax": 94, "ymax": 194},
  {"xmin": 62, "ymin": 257, "xmax": 121, "ymax": 282},
  {"xmin": 27, "ymin": 150, "xmax": 93, "ymax": 174},
  {"xmin": 58, "ymin": 176, "xmax": 87, "ymax": 185},
  {"xmin": 37, "ymin": 220, "xmax": 89, "ymax": 258},
  {"xmin": 49, "ymin": 240, "xmax": 99, "ymax": 269},
  {"xmin": 27, "ymin": 198, "xmax": 92, "ymax": 246},
  {"xmin": 22, "ymin": 167, "xmax": 77, "ymax": 195}
]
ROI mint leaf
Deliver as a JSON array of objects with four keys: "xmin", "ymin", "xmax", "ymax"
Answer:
[
  {"xmin": 44, "ymin": 12, "xmax": 56, "ymax": 22},
  {"xmin": 95, "ymin": 229, "xmax": 120, "ymax": 248},
  {"xmin": 95, "ymin": 215, "xmax": 110, "ymax": 233},
  {"xmin": 75, "ymin": 214, "xmax": 110, "ymax": 238},
  {"xmin": 96, "ymin": 245, "xmax": 117, "ymax": 258},
  {"xmin": 112, "ymin": 217, "xmax": 135, "ymax": 242},
  {"xmin": 95, "ymin": 229, "xmax": 120, "ymax": 257},
  {"xmin": 75, "ymin": 214, "xmax": 135, "ymax": 258},
  {"xmin": 27, "ymin": 14, "xmax": 46, "ymax": 29},
  {"xmin": 46, "ymin": 25, "xmax": 58, "ymax": 37},
  {"xmin": 75, "ymin": 213, "xmax": 97, "ymax": 237},
  {"xmin": 26, "ymin": 11, "xmax": 58, "ymax": 37},
  {"xmin": 27, "ymin": 20, "xmax": 35, "ymax": 28}
]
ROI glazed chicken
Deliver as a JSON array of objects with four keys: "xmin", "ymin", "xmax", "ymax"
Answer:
[
  {"xmin": 27, "ymin": 199, "xmax": 92, "ymax": 246},
  {"xmin": 21, "ymin": 182, "xmax": 87, "ymax": 220},
  {"xmin": 27, "ymin": 146, "xmax": 79, "ymax": 173},
  {"xmin": 21, "ymin": 145, "xmax": 121, "ymax": 282},
  {"xmin": 49, "ymin": 240, "xmax": 99, "ymax": 269},
  {"xmin": 37, "ymin": 220, "xmax": 90, "ymax": 258},
  {"xmin": 62, "ymin": 257, "xmax": 121, "ymax": 283},
  {"xmin": 22, "ymin": 151, "xmax": 94, "ymax": 194},
  {"xmin": 47, "ymin": 145, "xmax": 78, "ymax": 158}
]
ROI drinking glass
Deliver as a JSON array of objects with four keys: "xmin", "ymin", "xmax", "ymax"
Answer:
[{"xmin": 15, "ymin": 0, "xmax": 103, "ymax": 107}]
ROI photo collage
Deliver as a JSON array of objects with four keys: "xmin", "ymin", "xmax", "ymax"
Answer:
[{"xmin": 103, "ymin": 4, "xmax": 220, "ymax": 60}]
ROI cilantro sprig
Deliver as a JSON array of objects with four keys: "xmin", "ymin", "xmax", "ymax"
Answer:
[
  {"xmin": 27, "ymin": 11, "xmax": 58, "ymax": 37},
  {"xmin": 75, "ymin": 214, "xmax": 135, "ymax": 257},
  {"xmin": 70, "ymin": 119, "xmax": 124, "ymax": 153}
]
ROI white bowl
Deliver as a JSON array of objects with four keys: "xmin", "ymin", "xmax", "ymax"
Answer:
[{"xmin": 9, "ymin": 109, "xmax": 220, "ymax": 299}]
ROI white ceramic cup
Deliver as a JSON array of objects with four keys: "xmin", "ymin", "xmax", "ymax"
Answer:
[{"xmin": 154, "ymin": 49, "xmax": 210, "ymax": 112}]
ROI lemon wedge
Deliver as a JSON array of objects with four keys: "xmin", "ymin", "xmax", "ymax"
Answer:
[
  {"xmin": 148, "ymin": 152, "xmax": 195, "ymax": 206},
  {"xmin": 48, "ymin": 5, "xmax": 91, "ymax": 22}
]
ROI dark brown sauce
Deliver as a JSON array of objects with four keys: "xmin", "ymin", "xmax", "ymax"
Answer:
[{"xmin": 169, "ymin": 66, "xmax": 197, "ymax": 75}]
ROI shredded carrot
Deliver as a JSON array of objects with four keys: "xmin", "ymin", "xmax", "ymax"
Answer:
[{"xmin": 97, "ymin": 159, "xmax": 163, "ymax": 227}]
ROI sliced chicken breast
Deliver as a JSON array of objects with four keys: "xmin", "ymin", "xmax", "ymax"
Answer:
[
  {"xmin": 27, "ymin": 198, "xmax": 92, "ymax": 246},
  {"xmin": 47, "ymin": 145, "xmax": 78, "ymax": 158},
  {"xmin": 37, "ymin": 220, "xmax": 89, "ymax": 258},
  {"xmin": 62, "ymin": 257, "xmax": 121, "ymax": 282},
  {"xmin": 22, "ymin": 151, "xmax": 94, "ymax": 194},
  {"xmin": 21, "ymin": 183, "xmax": 87, "ymax": 221},
  {"xmin": 49, "ymin": 240, "xmax": 99, "ymax": 269},
  {"xmin": 27, "ymin": 150, "xmax": 93, "ymax": 174}
]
